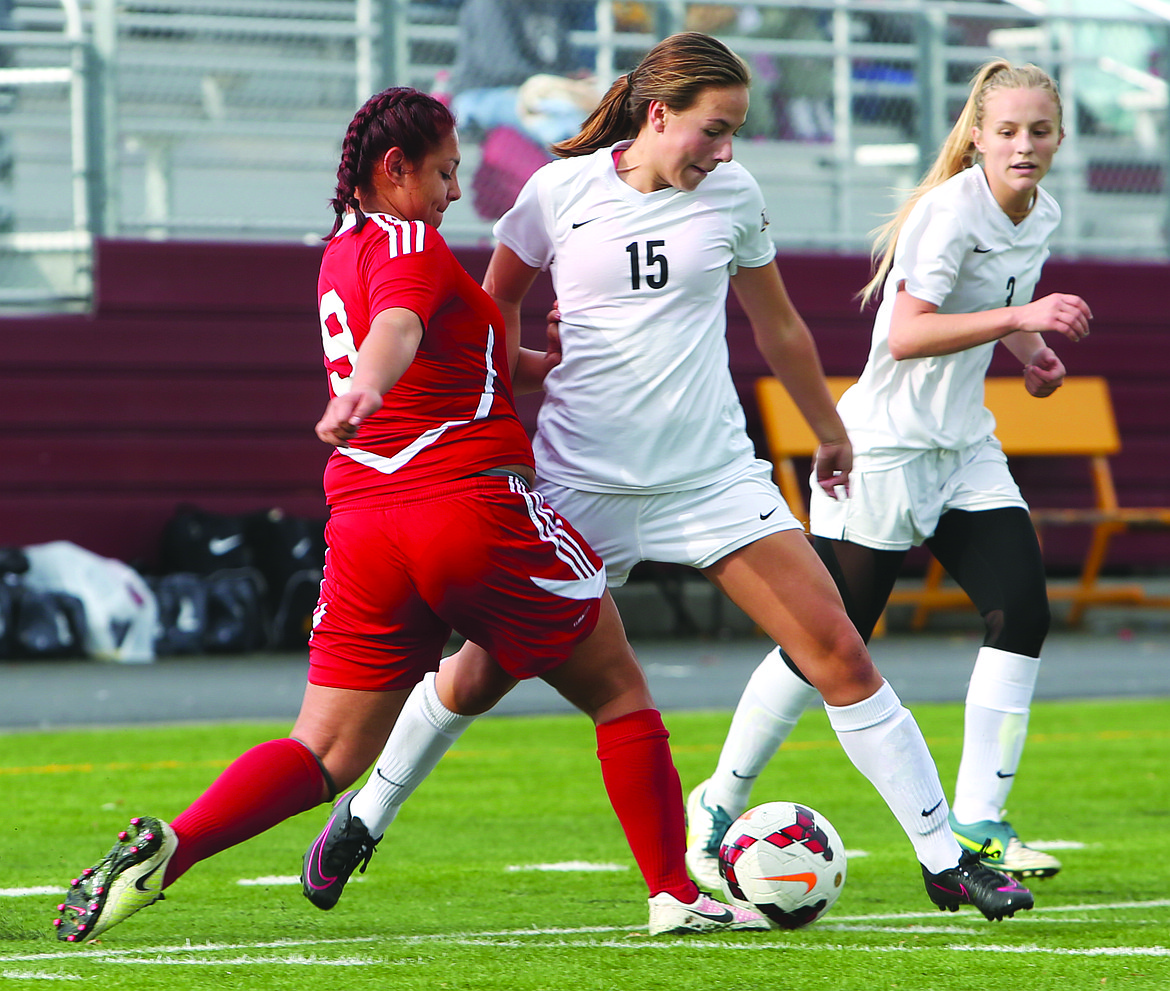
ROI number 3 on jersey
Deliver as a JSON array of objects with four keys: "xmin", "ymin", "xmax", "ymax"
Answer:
[
  {"xmin": 626, "ymin": 240, "xmax": 669, "ymax": 290},
  {"xmin": 320, "ymin": 288, "xmax": 358, "ymax": 396}
]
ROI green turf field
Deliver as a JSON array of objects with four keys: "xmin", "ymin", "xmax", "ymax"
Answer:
[{"xmin": 1, "ymin": 698, "xmax": 1167, "ymax": 990}]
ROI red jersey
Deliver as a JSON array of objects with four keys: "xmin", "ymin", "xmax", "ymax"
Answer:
[{"xmin": 318, "ymin": 212, "xmax": 533, "ymax": 506}]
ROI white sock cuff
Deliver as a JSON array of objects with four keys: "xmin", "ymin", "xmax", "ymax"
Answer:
[
  {"xmin": 824, "ymin": 680, "xmax": 902, "ymax": 732},
  {"xmin": 965, "ymin": 647, "xmax": 1040, "ymax": 713},
  {"xmin": 420, "ymin": 671, "xmax": 476, "ymax": 736}
]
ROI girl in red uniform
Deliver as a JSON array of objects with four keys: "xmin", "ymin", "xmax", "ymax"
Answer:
[{"xmin": 54, "ymin": 88, "xmax": 762, "ymax": 943}]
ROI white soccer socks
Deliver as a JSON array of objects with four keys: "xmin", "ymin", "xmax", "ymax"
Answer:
[
  {"xmin": 703, "ymin": 646, "xmax": 820, "ymax": 815},
  {"xmin": 349, "ymin": 670, "xmax": 476, "ymax": 840},
  {"xmin": 825, "ymin": 680, "xmax": 960, "ymax": 874},
  {"xmin": 952, "ymin": 646, "xmax": 1041, "ymax": 825}
]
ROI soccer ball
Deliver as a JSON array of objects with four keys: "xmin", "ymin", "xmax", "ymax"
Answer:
[{"xmin": 718, "ymin": 801, "xmax": 847, "ymax": 930}]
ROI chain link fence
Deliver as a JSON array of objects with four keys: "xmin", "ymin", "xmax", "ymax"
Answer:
[{"xmin": 2, "ymin": 0, "xmax": 1168, "ymax": 310}]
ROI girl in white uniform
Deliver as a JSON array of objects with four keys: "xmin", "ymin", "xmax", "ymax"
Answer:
[
  {"xmin": 337, "ymin": 33, "xmax": 1033, "ymax": 923},
  {"xmin": 692, "ymin": 59, "xmax": 1091, "ymax": 885}
]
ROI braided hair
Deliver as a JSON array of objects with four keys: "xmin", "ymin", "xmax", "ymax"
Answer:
[{"xmin": 327, "ymin": 87, "xmax": 456, "ymax": 239}]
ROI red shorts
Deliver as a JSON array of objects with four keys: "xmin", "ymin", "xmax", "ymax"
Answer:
[{"xmin": 309, "ymin": 474, "xmax": 604, "ymax": 692}]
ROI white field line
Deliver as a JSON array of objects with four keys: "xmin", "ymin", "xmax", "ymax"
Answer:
[
  {"xmin": 101, "ymin": 955, "xmax": 398, "ymax": 966},
  {"xmin": 0, "ymin": 886, "xmax": 67, "ymax": 898},
  {"xmin": 3, "ymin": 899, "xmax": 1168, "ymax": 967},
  {"xmin": 442, "ymin": 939, "xmax": 1170, "ymax": 957},
  {"xmin": 505, "ymin": 862, "xmax": 629, "ymax": 872}
]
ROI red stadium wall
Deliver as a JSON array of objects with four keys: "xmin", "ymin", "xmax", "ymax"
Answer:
[{"xmin": 1, "ymin": 239, "xmax": 1167, "ymax": 575}]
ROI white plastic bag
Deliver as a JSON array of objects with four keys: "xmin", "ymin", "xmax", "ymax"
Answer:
[{"xmin": 21, "ymin": 541, "xmax": 158, "ymax": 663}]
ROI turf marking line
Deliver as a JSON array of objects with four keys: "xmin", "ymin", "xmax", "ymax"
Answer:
[
  {"xmin": 506, "ymin": 862, "xmax": 629, "ymax": 872},
  {"xmin": 236, "ymin": 875, "xmax": 302, "ymax": 886},
  {"xmin": 4, "ymin": 724, "xmax": 1168, "ymax": 778},
  {"xmin": 0, "ymin": 886, "xmax": 67, "ymax": 898},
  {"xmin": 103, "ymin": 955, "xmax": 387, "ymax": 967},
  {"xmin": 497, "ymin": 940, "xmax": 1170, "ymax": 958},
  {"xmin": 3, "ymin": 898, "xmax": 1168, "ymax": 967}
]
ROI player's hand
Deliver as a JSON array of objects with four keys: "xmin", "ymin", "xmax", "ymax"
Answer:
[
  {"xmin": 814, "ymin": 438, "xmax": 852, "ymax": 500},
  {"xmin": 1023, "ymin": 347, "xmax": 1066, "ymax": 398},
  {"xmin": 1016, "ymin": 293, "xmax": 1092, "ymax": 342},
  {"xmin": 315, "ymin": 388, "xmax": 383, "ymax": 447},
  {"xmin": 546, "ymin": 302, "xmax": 562, "ymax": 364}
]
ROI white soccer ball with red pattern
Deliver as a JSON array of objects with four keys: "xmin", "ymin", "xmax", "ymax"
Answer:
[{"xmin": 717, "ymin": 801, "xmax": 847, "ymax": 929}]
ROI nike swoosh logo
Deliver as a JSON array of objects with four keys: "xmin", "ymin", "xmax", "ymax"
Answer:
[
  {"xmin": 571, "ymin": 218, "xmax": 599, "ymax": 229},
  {"xmin": 973, "ymin": 245, "xmax": 992, "ymax": 253},
  {"xmin": 693, "ymin": 905, "xmax": 733, "ymax": 922},
  {"xmin": 375, "ymin": 768, "xmax": 408, "ymax": 787},
  {"xmin": 305, "ymin": 812, "xmax": 342, "ymax": 887},
  {"xmin": 921, "ymin": 798, "xmax": 944, "ymax": 817},
  {"xmin": 208, "ymin": 534, "xmax": 244, "ymax": 555},
  {"xmin": 759, "ymin": 508, "xmax": 777, "ymax": 520},
  {"xmin": 761, "ymin": 871, "xmax": 818, "ymax": 894},
  {"xmin": 730, "ymin": 770, "xmax": 757, "ymax": 780},
  {"xmin": 133, "ymin": 862, "xmax": 164, "ymax": 893},
  {"xmin": 995, "ymin": 770, "xmax": 1015, "ymax": 779}
]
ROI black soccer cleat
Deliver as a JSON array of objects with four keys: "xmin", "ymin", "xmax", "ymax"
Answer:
[
  {"xmin": 922, "ymin": 848, "xmax": 1034, "ymax": 921},
  {"xmin": 301, "ymin": 790, "xmax": 379, "ymax": 910}
]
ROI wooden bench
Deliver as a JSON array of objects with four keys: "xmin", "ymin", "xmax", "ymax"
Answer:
[{"xmin": 754, "ymin": 375, "xmax": 1170, "ymax": 629}]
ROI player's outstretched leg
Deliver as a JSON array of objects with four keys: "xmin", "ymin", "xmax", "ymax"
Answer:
[
  {"xmin": 921, "ymin": 848, "xmax": 1034, "ymax": 921},
  {"xmin": 302, "ymin": 790, "xmax": 378, "ymax": 910},
  {"xmin": 54, "ymin": 817, "xmax": 177, "ymax": 942}
]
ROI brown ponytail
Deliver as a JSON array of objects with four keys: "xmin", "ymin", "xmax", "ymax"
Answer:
[{"xmin": 552, "ymin": 32, "xmax": 750, "ymax": 158}]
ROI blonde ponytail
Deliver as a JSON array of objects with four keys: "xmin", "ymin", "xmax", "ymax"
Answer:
[{"xmin": 859, "ymin": 59, "xmax": 1062, "ymax": 306}]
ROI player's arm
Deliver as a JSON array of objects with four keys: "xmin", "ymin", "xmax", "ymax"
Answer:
[
  {"xmin": 315, "ymin": 307, "xmax": 423, "ymax": 447},
  {"xmin": 483, "ymin": 243, "xmax": 558, "ymax": 394},
  {"xmin": 888, "ymin": 285, "xmax": 1092, "ymax": 360},
  {"xmin": 731, "ymin": 261, "xmax": 852, "ymax": 497}
]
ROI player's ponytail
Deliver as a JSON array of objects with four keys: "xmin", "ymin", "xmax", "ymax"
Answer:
[
  {"xmin": 552, "ymin": 32, "xmax": 750, "ymax": 158},
  {"xmin": 860, "ymin": 58, "xmax": 1062, "ymax": 306},
  {"xmin": 326, "ymin": 87, "xmax": 456, "ymax": 239},
  {"xmin": 552, "ymin": 73, "xmax": 636, "ymax": 158}
]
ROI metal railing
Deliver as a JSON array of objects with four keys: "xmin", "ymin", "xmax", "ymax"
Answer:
[
  {"xmin": 2, "ymin": 0, "xmax": 1169, "ymax": 311},
  {"xmin": 0, "ymin": 0, "xmax": 95, "ymax": 307}
]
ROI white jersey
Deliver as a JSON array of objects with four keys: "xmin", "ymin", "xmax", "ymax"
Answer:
[
  {"xmin": 838, "ymin": 164, "xmax": 1060, "ymax": 469},
  {"xmin": 493, "ymin": 142, "xmax": 776, "ymax": 493}
]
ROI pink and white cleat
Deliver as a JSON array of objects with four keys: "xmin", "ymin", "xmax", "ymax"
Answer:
[{"xmin": 647, "ymin": 889, "xmax": 770, "ymax": 935}]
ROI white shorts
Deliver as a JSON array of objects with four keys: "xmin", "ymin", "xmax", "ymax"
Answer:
[
  {"xmin": 808, "ymin": 438, "xmax": 1027, "ymax": 551},
  {"xmin": 537, "ymin": 459, "xmax": 803, "ymax": 587}
]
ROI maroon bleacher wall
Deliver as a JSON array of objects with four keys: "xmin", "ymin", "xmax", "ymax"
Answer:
[{"xmin": 1, "ymin": 239, "xmax": 1167, "ymax": 575}]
